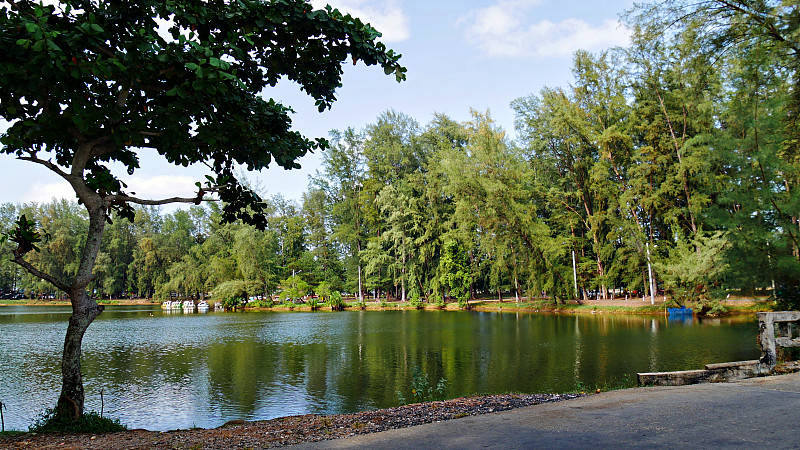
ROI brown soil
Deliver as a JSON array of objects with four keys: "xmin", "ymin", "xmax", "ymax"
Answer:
[{"xmin": 0, "ymin": 393, "xmax": 584, "ymax": 449}]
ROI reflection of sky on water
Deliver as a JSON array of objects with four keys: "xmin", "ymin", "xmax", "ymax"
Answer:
[
  {"xmin": 252, "ymin": 381, "xmax": 327, "ymax": 421},
  {"xmin": 0, "ymin": 306, "xmax": 759, "ymax": 431}
]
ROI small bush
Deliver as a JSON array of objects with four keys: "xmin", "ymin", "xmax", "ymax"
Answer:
[
  {"xmin": 315, "ymin": 282, "xmax": 332, "ymax": 303},
  {"xmin": 704, "ymin": 300, "xmax": 727, "ymax": 316},
  {"xmin": 249, "ymin": 298, "xmax": 273, "ymax": 308},
  {"xmin": 222, "ymin": 296, "xmax": 242, "ymax": 309},
  {"xmin": 29, "ymin": 409, "xmax": 126, "ymax": 434},
  {"xmin": 408, "ymin": 292, "xmax": 423, "ymax": 309},
  {"xmin": 328, "ymin": 292, "xmax": 344, "ymax": 311},
  {"xmin": 213, "ymin": 280, "xmax": 250, "ymax": 309},
  {"xmin": 278, "ymin": 275, "xmax": 309, "ymax": 303},
  {"xmin": 397, "ymin": 365, "xmax": 447, "ymax": 405}
]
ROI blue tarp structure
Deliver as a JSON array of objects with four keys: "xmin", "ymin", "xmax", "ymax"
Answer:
[{"xmin": 668, "ymin": 306, "xmax": 693, "ymax": 315}]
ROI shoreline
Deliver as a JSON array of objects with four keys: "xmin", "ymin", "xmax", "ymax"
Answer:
[
  {"xmin": 6, "ymin": 369, "xmax": 797, "ymax": 448},
  {"xmin": 0, "ymin": 297, "xmax": 773, "ymax": 316},
  {"xmin": 0, "ymin": 299, "xmax": 773, "ymax": 447},
  {"xmin": 0, "ymin": 392, "xmax": 587, "ymax": 449}
]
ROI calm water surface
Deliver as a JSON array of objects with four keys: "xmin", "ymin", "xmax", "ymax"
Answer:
[{"xmin": 0, "ymin": 305, "xmax": 759, "ymax": 431}]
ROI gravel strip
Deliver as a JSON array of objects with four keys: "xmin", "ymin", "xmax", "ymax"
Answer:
[{"xmin": 0, "ymin": 393, "xmax": 585, "ymax": 449}]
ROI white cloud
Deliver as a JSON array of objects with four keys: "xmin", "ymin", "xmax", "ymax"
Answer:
[
  {"xmin": 20, "ymin": 175, "xmax": 200, "ymax": 205},
  {"xmin": 21, "ymin": 181, "xmax": 74, "ymax": 204},
  {"xmin": 310, "ymin": 0, "xmax": 410, "ymax": 42},
  {"xmin": 122, "ymin": 175, "xmax": 200, "ymax": 200},
  {"xmin": 460, "ymin": 1, "xmax": 630, "ymax": 59}
]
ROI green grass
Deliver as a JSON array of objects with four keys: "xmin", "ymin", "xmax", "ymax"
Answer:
[
  {"xmin": 725, "ymin": 300, "xmax": 778, "ymax": 313},
  {"xmin": 570, "ymin": 304, "xmax": 664, "ymax": 314},
  {"xmin": 240, "ymin": 297, "xmax": 777, "ymax": 316},
  {"xmin": 473, "ymin": 300, "xmax": 664, "ymax": 313},
  {"xmin": 0, "ymin": 430, "xmax": 25, "ymax": 436},
  {"xmin": 474, "ymin": 299, "xmax": 777, "ymax": 316},
  {"xmin": 571, "ymin": 374, "xmax": 638, "ymax": 394},
  {"xmin": 29, "ymin": 409, "xmax": 126, "ymax": 434}
]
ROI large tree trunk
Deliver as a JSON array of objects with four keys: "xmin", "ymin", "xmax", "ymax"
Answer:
[
  {"xmin": 54, "ymin": 200, "xmax": 107, "ymax": 421},
  {"xmin": 57, "ymin": 289, "xmax": 104, "ymax": 419}
]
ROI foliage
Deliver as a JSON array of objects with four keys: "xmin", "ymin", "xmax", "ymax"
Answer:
[
  {"xmin": 328, "ymin": 291, "xmax": 345, "ymax": 311},
  {"xmin": 248, "ymin": 298, "xmax": 274, "ymax": 308},
  {"xmin": 0, "ymin": 431, "xmax": 24, "ymax": 436},
  {"xmin": 0, "ymin": 0, "xmax": 406, "ymax": 423},
  {"xmin": 408, "ymin": 291, "xmax": 423, "ymax": 309},
  {"xmin": 1, "ymin": 0, "xmax": 405, "ymax": 225},
  {"xmin": 3, "ymin": 3, "xmax": 800, "ymax": 402},
  {"xmin": 701, "ymin": 299, "xmax": 727, "ymax": 317},
  {"xmin": 775, "ymin": 285, "xmax": 800, "ymax": 311},
  {"xmin": 397, "ymin": 365, "xmax": 447, "ymax": 405},
  {"xmin": 278, "ymin": 275, "xmax": 309, "ymax": 302},
  {"xmin": 315, "ymin": 281, "xmax": 333, "ymax": 303},
  {"xmin": 1, "ymin": 215, "xmax": 48, "ymax": 255},
  {"xmin": 29, "ymin": 409, "xmax": 126, "ymax": 434},
  {"xmin": 655, "ymin": 231, "xmax": 729, "ymax": 305},
  {"xmin": 438, "ymin": 240, "xmax": 471, "ymax": 306},
  {"xmin": 575, "ymin": 373, "xmax": 635, "ymax": 393},
  {"xmin": 212, "ymin": 280, "xmax": 249, "ymax": 309}
]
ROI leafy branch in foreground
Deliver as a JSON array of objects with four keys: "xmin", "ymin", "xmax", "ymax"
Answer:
[{"xmin": 0, "ymin": 0, "xmax": 405, "ymax": 423}]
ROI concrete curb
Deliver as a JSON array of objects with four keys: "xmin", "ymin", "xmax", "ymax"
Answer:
[{"xmin": 637, "ymin": 360, "xmax": 761, "ymax": 386}]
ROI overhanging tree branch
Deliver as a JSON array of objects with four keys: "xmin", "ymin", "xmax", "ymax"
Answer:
[
  {"xmin": 11, "ymin": 250, "xmax": 70, "ymax": 293},
  {"xmin": 106, "ymin": 191, "xmax": 221, "ymax": 207},
  {"xmin": 17, "ymin": 155, "xmax": 71, "ymax": 180},
  {"xmin": 0, "ymin": 0, "xmax": 406, "ymax": 422}
]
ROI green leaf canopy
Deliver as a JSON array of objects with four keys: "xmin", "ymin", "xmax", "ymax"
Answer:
[{"xmin": 0, "ymin": 0, "xmax": 405, "ymax": 226}]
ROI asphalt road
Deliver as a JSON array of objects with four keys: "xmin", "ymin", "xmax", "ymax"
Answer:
[{"xmin": 293, "ymin": 371, "xmax": 800, "ymax": 449}]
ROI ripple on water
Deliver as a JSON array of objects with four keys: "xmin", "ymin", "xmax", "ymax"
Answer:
[{"xmin": 0, "ymin": 306, "xmax": 760, "ymax": 431}]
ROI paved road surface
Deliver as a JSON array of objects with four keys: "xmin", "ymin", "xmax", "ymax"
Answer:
[{"xmin": 293, "ymin": 372, "xmax": 800, "ymax": 449}]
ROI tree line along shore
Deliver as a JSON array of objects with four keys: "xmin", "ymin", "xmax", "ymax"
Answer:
[
  {"xmin": 0, "ymin": 294, "xmax": 771, "ymax": 317},
  {"xmin": 3, "ymin": 2, "xmax": 800, "ymax": 315}
]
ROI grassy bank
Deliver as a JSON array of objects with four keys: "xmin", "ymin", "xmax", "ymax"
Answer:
[
  {"xmin": 471, "ymin": 299, "xmax": 775, "ymax": 316},
  {"xmin": 244, "ymin": 297, "xmax": 775, "ymax": 316},
  {"xmin": 1, "ymin": 297, "xmax": 775, "ymax": 316}
]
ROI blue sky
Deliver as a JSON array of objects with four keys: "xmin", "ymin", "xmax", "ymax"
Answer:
[{"xmin": 0, "ymin": 0, "xmax": 635, "ymax": 206}]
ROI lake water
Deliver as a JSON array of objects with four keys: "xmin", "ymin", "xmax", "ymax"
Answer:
[{"xmin": 0, "ymin": 305, "xmax": 760, "ymax": 431}]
